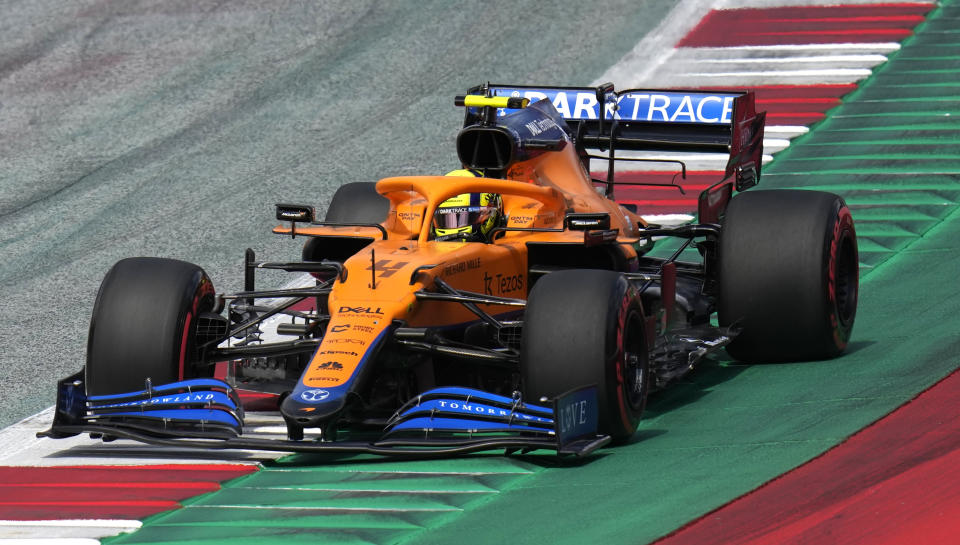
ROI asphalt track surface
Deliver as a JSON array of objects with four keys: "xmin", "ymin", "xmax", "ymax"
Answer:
[{"xmin": 0, "ymin": 0, "xmax": 680, "ymax": 429}]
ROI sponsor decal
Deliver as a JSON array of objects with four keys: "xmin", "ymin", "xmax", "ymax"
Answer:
[
  {"xmin": 279, "ymin": 210, "xmax": 306, "ymax": 220},
  {"xmin": 330, "ymin": 324, "xmax": 351, "ymax": 333},
  {"xmin": 443, "ymin": 258, "xmax": 481, "ymax": 277},
  {"xmin": 320, "ymin": 350, "xmax": 359, "ymax": 357},
  {"xmin": 398, "ymin": 211, "xmax": 421, "ymax": 221},
  {"xmin": 558, "ymin": 400, "xmax": 589, "ymax": 431},
  {"xmin": 301, "ymin": 327, "xmax": 388, "ymax": 389},
  {"xmin": 555, "ymin": 387, "xmax": 598, "ymax": 443},
  {"xmin": 366, "ymin": 259, "xmax": 408, "ymax": 279},
  {"xmin": 524, "ymin": 117, "xmax": 559, "ymax": 136},
  {"xmin": 483, "ymin": 272, "xmax": 524, "ymax": 296},
  {"xmin": 300, "ymin": 389, "xmax": 330, "ymax": 402},
  {"xmin": 326, "ymin": 338, "xmax": 366, "ymax": 345},
  {"xmin": 493, "ymin": 88, "xmax": 736, "ymax": 124},
  {"xmin": 96, "ymin": 393, "xmax": 218, "ymax": 409},
  {"xmin": 339, "ymin": 306, "xmax": 384, "ymax": 315},
  {"xmin": 434, "ymin": 400, "xmax": 552, "ymax": 424},
  {"xmin": 509, "ymin": 215, "xmax": 535, "ymax": 224}
]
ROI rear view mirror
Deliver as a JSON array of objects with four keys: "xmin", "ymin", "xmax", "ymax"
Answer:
[{"xmin": 276, "ymin": 203, "xmax": 316, "ymax": 223}]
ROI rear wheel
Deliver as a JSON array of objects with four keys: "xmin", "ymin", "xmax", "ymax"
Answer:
[
  {"xmin": 86, "ymin": 257, "xmax": 216, "ymax": 396},
  {"xmin": 302, "ymin": 182, "xmax": 389, "ymax": 262},
  {"xmin": 521, "ymin": 270, "xmax": 649, "ymax": 442},
  {"xmin": 718, "ymin": 190, "xmax": 858, "ymax": 362}
]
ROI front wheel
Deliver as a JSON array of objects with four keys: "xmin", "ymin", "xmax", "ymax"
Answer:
[
  {"xmin": 521, "ymin": 270, "xmax": 650, "ymax": 442},
  {"xmin": 85, "ymin": 257, "xmax": 216, "ymax": 396}
]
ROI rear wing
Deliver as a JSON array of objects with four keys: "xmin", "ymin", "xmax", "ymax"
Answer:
[{"xmin": 464, "ymin": 83, "xmax": 765, "ymax": 191}]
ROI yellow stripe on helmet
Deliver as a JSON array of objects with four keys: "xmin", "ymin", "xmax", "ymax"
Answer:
[{"xmin": 444, "ymin": 169, "xmax": 480, "ymax": 177}]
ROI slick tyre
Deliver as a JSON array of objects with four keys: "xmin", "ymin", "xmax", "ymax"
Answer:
[
  {"xmin": 86, "ymin": 257, "xmax": 216, "ymax": 396},
  {"xmin": 521, "ymin": 270, "xmax": 650, "ymax": 442},
  {"xmin": 718, "ymin": 190, "xmax": 858, "ymax": 362},
  {"xmin": 303, "ymin": 182, "xmax": 390, "ymax": 262},
  {"xmin": 323, "ymin": 182, "xmax": 389, "ymax": 224}
]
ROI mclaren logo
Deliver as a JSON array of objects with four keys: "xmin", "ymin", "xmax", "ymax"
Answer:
[{"xmin": 300, "ymin": 389, "xmax": 330, "ymax": 402}]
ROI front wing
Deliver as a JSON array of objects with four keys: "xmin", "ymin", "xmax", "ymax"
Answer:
[{"xmin": 38, "ymin": 372, "xmax": 610, "ymax": 458}]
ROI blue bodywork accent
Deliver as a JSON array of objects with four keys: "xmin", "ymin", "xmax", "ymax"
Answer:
[
  {"xmin": 94, "ymin": 408, "xmax": 242, "ymax": 428},
  {"xmin": 89, "ymin": 390, "xmax": 239, "ymax": 412},
  {"xmin": 283, "ymin": 327, "xmax": 391, "ymax": 419},
  {"xmin": 554, "ymin": 386, "xmax": 600, "ymax": 445},
  {"xmin": 87, "ymin": 378, "xmax": 235, "ymax": 402},
  {"xmin": 489, "ymin": 86, "xmax": 739, "ymax": 125},
  {"xmin": 414, "ymin": 386, "xmax": 552, "ymax": 415},
  {"xmin": 383, "ymin": 387, "xmax": 566, "ymax": 439},
  {"xmin": 395, "ymin": 399, "xmax": 553, "ymax": 426},
  {"xmin": 42, "ymin": 371, "xmax": 607, "ymax": 455},
  {"xmin": 388, "ymin": 416, "xmax": 554, "ymax": 435}
]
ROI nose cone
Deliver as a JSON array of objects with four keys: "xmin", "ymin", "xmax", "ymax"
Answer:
[{"xmin": 281, "ymin": 387, "xmax": 348, "ymax": 428}]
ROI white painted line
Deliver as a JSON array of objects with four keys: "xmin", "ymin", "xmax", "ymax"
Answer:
[
  {"xmin": 0, "ymin": 521, "xmax": 140, "ymax": 529},
  {"xmin": 595, "ymin": 0, "xmax": 709, "ymax": 87},
  {"xmin": 611, "ymin": 151, "xmax": 775, "ymax": 166},
  {"xmin": 690, "ymin": 55, "xmax": 889, "ymax": 64},
  {"xmin": 0, "ymin": 537, "xmax": 100, "ymax": 545},
  {"xmin": 766, "ymin": 126, "xmax": 810, "ymax": 135},
  {"xmin": 641, "ymin": 214, "xmax": 696, "ymax": 226},
  {"xmin": 765, "ymin": 138, "xmax": 792, "ymax": 149},
  {"xmin": 694, "ymin": 43, "xmax": 901, "ymax": 52},
  {"xmin": 0, "ymin": 519, "xmax": 141, "ymax": 541},
  {"xmin": 0, "ymin": 407, "xmax": 280, "ymax": 466},
  {"xmin": 686, "ymin": 68, "xmax": 873, "ymax": 78}
]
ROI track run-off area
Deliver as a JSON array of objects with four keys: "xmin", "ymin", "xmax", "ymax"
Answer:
[{"xmin": 2, "ymin": 1, "xmax": 959, "ymax": 543}]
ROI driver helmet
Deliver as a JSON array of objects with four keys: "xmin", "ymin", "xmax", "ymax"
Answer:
[{"xmin": 433, "ymin": 170, "xmax": 501, "ymax": 241}]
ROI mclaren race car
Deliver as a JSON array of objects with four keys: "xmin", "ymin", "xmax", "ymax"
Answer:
[{"xmin": 41, "ymin": 83, "xmax": 859, "ymax": 457}]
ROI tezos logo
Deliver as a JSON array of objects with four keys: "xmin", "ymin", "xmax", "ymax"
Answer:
[{"xmin": 300, "ymin": 389, "xmax": 330, "ymax": 402}]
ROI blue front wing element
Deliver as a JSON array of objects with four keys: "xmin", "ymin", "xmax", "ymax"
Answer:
[
  {"xmin": 383, "ymin": 386, "xmax": 598, "ymax": 451},
  {"xmin": 42, "ymin": 373, "xmax": 607, "ymax": 456},
  {"xmin": 44, "ymin": 373, "xmax": 245, "ymax": 439}
]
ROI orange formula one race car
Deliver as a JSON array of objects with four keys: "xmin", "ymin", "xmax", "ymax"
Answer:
[{"xmin": 41, "ymin": 84, "xmax": 859, "ymax": 457}]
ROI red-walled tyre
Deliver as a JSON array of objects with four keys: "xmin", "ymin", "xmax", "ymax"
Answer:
[
  {"xmin": 521, "ymin": 269, "xmax": 650, "ymax": 442},
  {"xmin": 85, "ymin": 257, "xmax": 216, "ymax": 396},
  {"xmin": 718, "ymin": 190, "xmax": 859, "ymax": 362}
]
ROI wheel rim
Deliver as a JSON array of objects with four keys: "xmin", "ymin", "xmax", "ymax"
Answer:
[
  {"xmin": 834, "ymin": 231, "xmax": 858, "ymax": 328},
  {"xmin": 622, "ymin": 309, "xmax": 647, "ymax": 411}
]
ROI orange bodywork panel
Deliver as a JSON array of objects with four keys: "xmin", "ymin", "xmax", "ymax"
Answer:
[{"xmin": 277, "ymin": 142, "xmax": 647, "ymax": 406}]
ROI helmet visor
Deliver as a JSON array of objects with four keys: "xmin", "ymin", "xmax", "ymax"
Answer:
[{"xmin": 433, "ymin": 206, "xmax": 496, "ymax": 231}]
